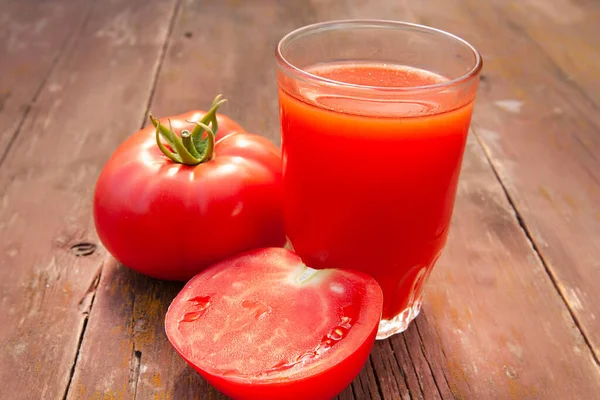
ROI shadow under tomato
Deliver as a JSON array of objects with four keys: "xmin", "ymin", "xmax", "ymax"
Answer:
[
  {"xmin": 99, "ymin": 260, "xmax": 185, "ymax": 323},
  {"xmin": 173, "ymin": 365, "xmax": 230, "ymax": 400},
  {"xmin": 103, "ymin": 261, "xmax": 226, "ymax": 397}
]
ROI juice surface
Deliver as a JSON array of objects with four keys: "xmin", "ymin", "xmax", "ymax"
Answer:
[{"xmin": 279, "ymin": 63, "xmax": 474, "ymax": 319}]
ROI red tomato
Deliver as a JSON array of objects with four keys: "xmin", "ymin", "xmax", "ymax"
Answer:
[
  {"xmin": 93, "ymin": 98, "xmax": 285, "ymax": 280},
  {"xmin": 165, "ymin": 248, "xmax": 383, "ymax": 400}
]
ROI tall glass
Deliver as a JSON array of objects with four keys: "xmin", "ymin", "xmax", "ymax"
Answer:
[{"xmin": 276, "ymin": 20, "xmax": 481, "ymax": 339}]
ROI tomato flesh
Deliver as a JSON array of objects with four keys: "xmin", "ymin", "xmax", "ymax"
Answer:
[{"xmin": 165, "ymin": 248, "xmax": 383, "ymax": 400}]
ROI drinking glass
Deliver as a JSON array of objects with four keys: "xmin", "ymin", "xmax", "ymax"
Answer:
[{"xmin": 276, "ymin": 20, "xmax": 481, "ymax": 339}]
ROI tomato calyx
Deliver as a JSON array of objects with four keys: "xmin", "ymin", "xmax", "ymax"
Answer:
[{"xmin": 149, "ymin": 95, "xmax": 227, "ymax": 165}]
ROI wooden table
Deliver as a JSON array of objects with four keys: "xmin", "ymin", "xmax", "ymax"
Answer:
[{"xmin": 1, "ymin": 1, "xmax": 599, "ymax": 399}]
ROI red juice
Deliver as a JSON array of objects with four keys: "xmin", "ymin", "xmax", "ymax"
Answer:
[{"xmin": 279, "ymin": 63, "xmax": 474, "ymax": 320}]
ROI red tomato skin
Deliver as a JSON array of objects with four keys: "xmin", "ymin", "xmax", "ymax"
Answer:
[
  {"xmin": 165, "ymin": 248, "xmax": 383, "ymax": 400},
  {"xmin": 93, "ymin": 114, "xmax": 284, "ymax": 281}
]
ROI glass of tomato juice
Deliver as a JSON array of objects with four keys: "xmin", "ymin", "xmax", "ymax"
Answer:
[{"xmin": 276, "ymin": 20, "xmax": 482, "ymax": 339}]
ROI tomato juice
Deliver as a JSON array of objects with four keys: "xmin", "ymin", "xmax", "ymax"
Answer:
[{"xmin": 279, "ymin": 63, "xmax": 475, "ymax": 323}]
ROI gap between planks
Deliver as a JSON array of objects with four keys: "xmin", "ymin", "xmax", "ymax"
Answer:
[
  {"xmin": 131, "ymin": 350, "xmax": 142, "ymax": 400},
  {"xmin": 396, "ymin": 335, "xmax": 420, "ymax": 400},
  {"xmin": 61, "ymin": 267, "xmax": 102, "ymax": 400},
  {"xmin": 369, "ymin": 356, "xmax": 386, "ymax": 400},
  {"xmin": 392, "ymin": 339, "xmax": 415, "ymax": 400},
  {"xmin": 0, "ymin": 0, "xmax": 97, "ymax": 170},
  {"xmin": 139, "ymin": 0, "xmax": 184, "ymax": 131},
  {"xmin": 413, "ymin": 321, "xmax": 450, "ymax": 399},
  {"xmin": 473, "ymin": 128, "xmax": 600, "ymax": 369},
  {"xmin": 129, "ymin": 281, "xmax": 142, "ymax": 400}
]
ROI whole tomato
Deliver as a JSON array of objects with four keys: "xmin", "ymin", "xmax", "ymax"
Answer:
[{"xmin": 94, "ymin": 96, "xmax": 285, "ymax": 280}]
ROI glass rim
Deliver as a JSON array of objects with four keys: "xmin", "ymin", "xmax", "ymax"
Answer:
[{"xmin": 275, "ymin": 19, "xmax": 483, "ymax": 93}]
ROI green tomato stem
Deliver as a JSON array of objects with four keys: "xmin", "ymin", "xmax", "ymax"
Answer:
[
  {"xmin": 155, "ymin": 124, "xmax": 182, "ymax": 163},
  {"xmin": 150, "ymin": 114, "xmax": 175, "ymax": 147},
  {"xmin": 181, "ymin": 130, "xmax": 201, "ymax": 159},
  {"xmin": 191, "ymin": 122, "xmax": 216, "ymax": 163},
  {"xmin": 168, "ymin": 120, "xmax": 201, "ymax": 165},
  {"xmin": 189, "ymin": 96, "xmax": 226, "ymax": 143},
  {"xmin": 150, "ymin": 95, "xmax": 225, "ymax": 166}
]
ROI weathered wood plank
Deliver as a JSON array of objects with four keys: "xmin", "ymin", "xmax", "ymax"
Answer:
[
  {"xmin": 0, "ymin": 0, "xmax": 93, "ymax": 160},
  {"xmin": 0, "ymin": 0, "xmax": 179, "ymax": 398},
  {"xmin": 394, "ymin": 324, "xmax": 451, "ymax": 400},
  {"xmin": 488, "ymin": 0, "xmax": 600, "ymax": 109},
  {"xmin": 400, "ymin": 0, "xmax": 600, "ymax": 359},
  {"xmin": 368, "ymin": 340, "xmax": 410, "ymax": 400}
]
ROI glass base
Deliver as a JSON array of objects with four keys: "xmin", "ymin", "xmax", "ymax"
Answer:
[{"xmin": 376, "ymin": 297, "xmax": 422, "ymax": 340}]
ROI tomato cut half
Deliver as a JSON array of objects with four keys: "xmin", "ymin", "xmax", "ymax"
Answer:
[{"xmin": 165, "ymin": 248, "xmax": 383, "ymax": 400}]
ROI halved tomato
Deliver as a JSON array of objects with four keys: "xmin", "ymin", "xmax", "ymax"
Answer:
[{"xmin": 165, "ymin": 248, "xmax": 383, "ymax": 400}]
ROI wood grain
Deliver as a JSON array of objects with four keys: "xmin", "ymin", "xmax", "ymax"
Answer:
[
  {"xmin": 489, "ymin": 0, "xmax": 600, "ymax": 109},
  {"xmin": 0, "ymin": 0, "xmax": 178, "ymax": 398},
  {"xmin": 0, "ymin": 0, "xmax": 94, "ymax": 160}
]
